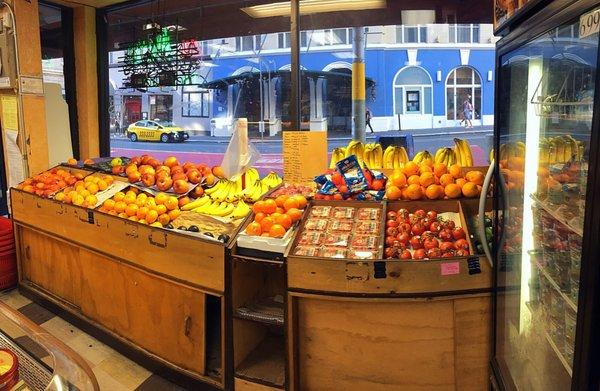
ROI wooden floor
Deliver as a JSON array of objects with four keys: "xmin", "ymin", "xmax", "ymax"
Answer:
[{"xmin": 0, "ymin": 288, "xmax": 187, "ymax": 390}]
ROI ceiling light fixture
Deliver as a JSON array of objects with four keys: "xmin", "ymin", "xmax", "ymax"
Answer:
[{"xmin": 242, "ymin": 0, "xmax": 386, "ymax": 18}]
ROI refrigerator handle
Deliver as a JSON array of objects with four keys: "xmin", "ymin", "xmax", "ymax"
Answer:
[{"xmin": 478, "ymin": 160, "xmax": 494, "ymax": 267}]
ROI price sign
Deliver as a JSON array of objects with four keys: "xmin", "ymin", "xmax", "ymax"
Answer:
[
  {"xmin": 283, "ymin": 131, "xmax": 327, "ymax": 185},
  {"xmin": 580, "ymin": 8, "xmax": 600, "ymax": 38}
]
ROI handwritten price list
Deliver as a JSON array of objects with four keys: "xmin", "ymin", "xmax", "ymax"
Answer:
[{"xmin": 283, "ymin": 131, "xmax": 327, "ymax": 185}]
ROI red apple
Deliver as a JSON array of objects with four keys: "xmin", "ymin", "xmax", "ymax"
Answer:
[
  {"xmin": 164, "ymin": 156, "xmax": 179, "ymax": 168},
  {"xmin": 170, "ymin": 165, "xmax": 184, "ymax": 176},
  {"xmin": 172, "ymin": 172, "xmax": 188, "ymax": 182},
  {"xmin": 130, "ymin": 156, "xmax": 142, "ymax": 166},
  {"xmin": 147, "ymin": 158, "xmax": 160, "ymax": 168},
  {"xmin": 186, "ymin": 169, "xmax": 202, "ymax": 184},
  {"xmin": 183, "ymin": 162, "xmax": 197, "ymax": 173},
  {"xmin": 156, "ymin": 176, "xmax": 173, "ymax": 191},
  {"xmin": 112, "ymin": 166, "xmax": 125, "ymax": 175},
  {"xmin": 140, "ymin": 155, "xmax": 151, "ymax": 165},
  {"xmin": 173, "ymin": 179, "xmax": 189, "ymax": 194},
  {"xmin": 125, "ymin": 164, "xmax": 138, "ymax": 176},
  {"xmin": 192, "ymin": 186, "xmax": 204, "ymax": 198},
  {"xmin": 139, "ymin": 165, "xmax": 155, "ymax": 176},
  {"xmin": 141, "ymin": 173, "xmax": 156, "ymax": 187},
  {"xmin": 127, "ymin": 171, "xmax": 141, "ymax": 183}
]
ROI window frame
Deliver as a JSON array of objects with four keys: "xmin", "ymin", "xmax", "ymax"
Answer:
[
  {"xmin": 392, "ymin": 66, "xmax": 433, "ymax": 115},
  {"xmin": 181, "ymin": 87, "xmax": 210, "ymax": 118},
  {"xmin": 444, "ymin": 66, "xmax": 482, "ymax": 121}
]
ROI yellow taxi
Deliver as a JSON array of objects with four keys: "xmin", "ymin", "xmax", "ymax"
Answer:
[{"xmin": 126, "ymin": 120, "xmax": 189, "ymax": 143}]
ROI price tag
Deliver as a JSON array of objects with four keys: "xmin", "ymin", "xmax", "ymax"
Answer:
[
  {"xmin": 441, "ymin": 262, "xmax": 460, "ymax": 276},
  {"xmin": 283, "ymin": 131, "xmax": 327, "ymax": 185},
  {"xmin": 579, "ymin": 8, "xmax": 600, "ymax": 38}
]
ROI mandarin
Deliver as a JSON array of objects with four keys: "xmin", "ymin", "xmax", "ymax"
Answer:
[
  {"xmin": 407, "ymin": 175, "xmax": 421, "ymax": 186},
  {"xmin": 385, "ymin": 185, "xmax": 402, "ymax": 201},
  {"xmin": 419, "ymin": 165, "xmax": 432, "ymax": 174},
  {"xmin": 449, "ymin": 164, "xmax": 463, "ymax": 179},
  {"xmin": 246, "ymin": 222, "xmax": 262, "ymax": 236},
  {"xmin": 403, "ymin": 161, "xmax": 419, "ymax": 177},
  {"xmin": 419, "ymin": 172, "xmax": 435, "ymax": 187},
  {"xmin": 433, "ymin": 163, "xmax": 447, "ymax": 177},
  {"xmin": 269, "ymin": 224, "xmax": 286, "ymax": 238},
  {"xmin": 260, "ymin": 217, "xmax": 274, "ymax": 232},
  {"xmin": 263, "ymin": 199, "xmax": 277, "ymax": 214},
  {"xmin": 462, "ymin": 182, "xmax": 480, "ymax": 198},
  {"xmin": 293, "ymin": 195, "xmax": 308, "ymax": 209},
  {"xmin": 439, "ymin": 173, "xmax": 455, "ymax": 187},
  {"xmin": 283, "ymin": 197, "xmax": 300, "ymax": 211},
  {"xmin": 465, "ymin": 170, "xmax": 485, "ymax": 185},
  {"xmin": 425, "ymin": 184, "xmax": 443, "ymax": 200},
  {"xmin": 455, "ymin": 178, "xmax": 467, "ymax": 188},
  {"xmin": 389, "ymin": 170, "xmax": 407, "ymax": 187},
  {"xmin": 405, "ymin": 184, "xmax": 423, "ymax": 200},
  {"xmin": 286, "ymin": 208, "xmax": 303, "ymax": 222},
  {"xmin": 252, "ymin": 201, "xmax": 265, "ymax": 214},
  {"xmin": 275, "ymin": 195, "xmax": 289, "ymax": 208},
  {"xmin": 275, "ymin": 213, "xmax": 292, "ymax": 229},
  {"xmin": 146, "ymin": 210, "xmax": 159, "ymax": 224},
  {"xmin": 444, "ymin": 183, "xmax": 462, "ymax": 198},
  {"xmin": 254, "ymin": 212, "xmax": 266, "ymax": 222}
]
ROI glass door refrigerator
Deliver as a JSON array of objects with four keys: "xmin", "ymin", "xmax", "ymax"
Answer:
[{"xmin": 492, "ymin": 0, "xmax": 600, "ymax": 390}]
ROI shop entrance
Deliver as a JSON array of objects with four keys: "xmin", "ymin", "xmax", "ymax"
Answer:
[{"xmin": 123, "ymin": 95, "xmax": 142, "ymax": 127}]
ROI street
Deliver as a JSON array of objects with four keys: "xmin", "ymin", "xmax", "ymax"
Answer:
[{"xmin": 111, "ymin": 126, "xmax": 493, "ymax": 174}]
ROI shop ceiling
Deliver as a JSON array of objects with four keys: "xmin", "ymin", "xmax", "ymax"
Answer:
[{"xmin": 99, "ymin": 0, "xmax": 491, "ymax": 51}]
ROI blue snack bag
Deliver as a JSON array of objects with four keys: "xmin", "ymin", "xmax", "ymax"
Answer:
[{"xmin": 336, "ymin": 155, "xmax": 368, "ymax": 193}]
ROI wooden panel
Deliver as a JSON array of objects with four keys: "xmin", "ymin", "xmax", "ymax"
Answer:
[
  {"xmin": 18, "ymin": 227, "xmax": 82, "ymax": 307},
  {"xmin": 233, "ymin": 318, "xmax": 267, "ymax": 368},
  {"xmin": 11, "ymin": 189, "xmax": 226, "ymax": 292},
  {"xmin": 78, "ymin": 250, "xmax": 206, "ymax": 374},
  {"xmin": 287, "ymin": 256, "xmax": 491, "ymax": 294},
  {"xmin": 235, "ymin": 377, "xmax": 282, "ymax": 391},
  {"xmin": 454, "ymin": 296, "xmax": 492, "ymax": 390},
  {"xmin": 294, "ymin": 297, "xmax": 456, "ymax": 390},
  {"xmin": 13, "ymin": 0, "xmax": 43, "ymax": 76}
]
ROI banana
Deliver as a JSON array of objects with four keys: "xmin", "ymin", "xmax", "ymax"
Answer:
[
  {"xmin": 413, "ymin": 150, "xmax": 432, "ymax": 164},
  {"xmin": 435, "ymin": 148, "xmax": 446, "ymax": 164},
  {"xmin": 383, "ymin": 146, "xmax": 395, "ymax": 169},
  {"xmin": 454, "ymin": 138, "xmax": 473, "ymax": 167},
  {"xmin": 212, "ymin": 203, "xmax": 235, "ymax": 217},
  {"xmin": 182, "ymin": 195, "xmax": 211, "ymax": 211},
  {"xmin": 373, "ymin": 144, "xmax": 383, "ymax": 169},
  {"xmin": 398, "ymin": 147, "xmax": 409, "ymax": 165},
  {"xmin": 231, "ymin": 200, "xmax": 251, "ymax": 219},
  {"xmin": 195, "ymin": 200, "xmax": 221, "ymax": 214},
  {"xmin": 346, "ymin": 140, "xmax": 365, "ymax": 166},
  {"xmin": 204, "ymin": 179, "xmax": 224, "ymax": 195}
]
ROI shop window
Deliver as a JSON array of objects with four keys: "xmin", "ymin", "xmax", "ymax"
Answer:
[
  {"xmin": 446, "ymin": 66, "xmax": 482, "ymax": 121},
  {"xmin": 150, "ymin": 95, "xmax": 173, "ymax": 122},
  {"xmin": 182, "ymin": 87, "xmax": 210, "ymax": 118},
  {"xmin": 278, "ymin": 32, "xmax": 291, "ymax": 49},
  {"xmin": 393, "ymin": 67, "xmax": 433, "ymax": 115}
]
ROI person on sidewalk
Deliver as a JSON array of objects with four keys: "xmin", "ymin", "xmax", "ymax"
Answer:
[
  {"xmin": 462, "ymin": 95, "xmax": 473, "ymax": 129},
  {"xmin": 366, "ymin": 107, "xmax": 374, "ymax": 133}
]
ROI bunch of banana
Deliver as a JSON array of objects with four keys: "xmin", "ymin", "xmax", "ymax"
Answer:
[
  {"xmin": 244, "ymin": 167, "xmax": 260, "ymax": 184},
  {"xmin": 345, "ymin": 140, "xmax": 365, "ymax": 166},
  {"xmin": 434, "ymin": 147, "xmax": 458, "ymax": 166},
  {"xmin": 413, "ymin": 150, "xmax": 433, "ymax": 164},
  {"xmin": 182, "ymin": 195, "xmax": 212, "ymax": 211},
  {"xmin": 382, "ymin": 146, "xmax": 409, "ymax": 169},
  {"xmin": 195, "ymin": 201, "xmax": 235, "ymax": 217},
  {"xmin": 363, "ymin": 143, "xmax": 383, "ymax": 169},
  {"xmin": 204, "ymin": 179, "xmax": 237, "ymax": 202},
  {"xmin": 231, "ymin": 200, "xmax": 251, "ymax": 219},
  {"xmin": 261, "ymin": 171, "xmax": 283, "ymax": 189},
  {"xmin": 498, "ymin": 142, "xmax": 525, "ymax": 161},
  {"xmin": 241, "ymin": 179, "xmax": 269, "ymax": 202},
  {"xmin": 453, "ymin": 138, "xmax": 473, "ymax": 167},
  {"xmin": 226, "ymin": 176, "xmax": 243, "ymax": 203},
  {"xmin": 541, "ymin": 135, "xmax": 583, "ymax": 163},
  {"xmin": 329, "ymin": 147, "xmax": 347, "ymax": 168}
]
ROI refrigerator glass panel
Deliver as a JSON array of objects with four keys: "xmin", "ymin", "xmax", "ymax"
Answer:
[{"xmin": 495, "ymin": 12, "xmax": 598, "ymax": 391}]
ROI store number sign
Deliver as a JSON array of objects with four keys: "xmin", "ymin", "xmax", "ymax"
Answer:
[{"xmin": 580, "ymin": 8, "xmax": 600, "ymax": 38}]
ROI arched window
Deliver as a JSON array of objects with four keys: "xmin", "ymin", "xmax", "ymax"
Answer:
[
  {"xmin": 393, "ymin": 67, "xmax": 432, "ymax": 115},
  {"xmin": 446, "ymin": 67, "xmax": 481, "ymax": 121}
]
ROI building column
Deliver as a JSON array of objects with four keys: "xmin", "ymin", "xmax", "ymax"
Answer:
[{"xmin": 352, "ymin": 26, "xmax": 366, "ymax": 142}]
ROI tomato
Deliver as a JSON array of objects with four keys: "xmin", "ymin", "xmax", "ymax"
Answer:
[
  {"xmin": 386, "ymin": 227, "xmax": 399, "ymax": 237},
  {"xmin": 422, "ymin": 217, "xmax": 432, "ymax": 227},
  {"xmin": 421, "ymin": 230, "xmax": 435, "ymax": 239},
  {"xmin": 386, "ymin": 220, "xmax": 399, "ymax": 228},
  {"xmin": 384, "ymin": 247, "xmax": 397, "ymax": 259},
  {"xmin": 440, "ymin": 241, "xmax": 455, "ymax": 252},
  {"xmin": 411, "ymin": 222, "xmax": 425, "ymax": 236},
  {"xmin": 396, "ymin": 232, "xmax": 410, "ymax": 244},
  {"xmin": 430, "ymin": 221, "xmax": 442, "ymax": 234},
  {"xmin": 427, "ymin": 248, "xmax": 442, "ymax": 258},
  {"xmin": 443, "ymin": 220, "xmax": 456, "ymax": 230},
  {"xmin": 423, "ymin": 237, "xmax": 439, "ymax": 250},
  {"xmin": 414, "ymin": 209, "xmax": 426, "ymax": 219},
  {"xmin": 386, "ymin": 211, "xmax": 397, "ymax": 220},
  {"xmin": 426, "ymin": 210, "xmax": 438, "ymax": 220},
  {"xmin": 455, "ymin": 249, "xmax": 470, "ymax": 257},
  {"xmin": 454, "ymin": 238, "xmax": 470, "ymax": 250},
  {"xmin": 439, "ymin": 228, "xmax": 453, "ymax": 242},
  {"xmin": 400, "ymin": 249, "xmax": 412, "ymax": 260},
  {"xmin": 397, "ymin": 208, "xmax": 410, "ymax": 221},
  {"xmin": 409, "ymin": 235, "xmax": 423, "ymax": 249},
  {"xmin": 413, "ymin": 249, "xmax": 426, "ymax": 260},
  {"xmin": 385, "ymin": 236, "xmax": 396, "ymax": 247},
  {"xmin": 331, "ymin": 172, "xmax": 344, "ymax": 186},
  {"xmin": 452, "ymin": 227, "xmax": 466, "ymax": 240},
  {"xmin": 398, "ymin": 222, "xmax": 412, "ymax": 233},
  {"xmin": 441, "ymin": 251, "xmax": 455, "ymax": 258}
]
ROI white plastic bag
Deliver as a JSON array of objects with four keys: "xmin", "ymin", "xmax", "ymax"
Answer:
[{"xmin": 220, "ymin": 118, "xmax": 261, "ymax": 179}]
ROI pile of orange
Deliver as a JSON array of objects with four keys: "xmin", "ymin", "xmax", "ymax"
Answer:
[
  {"xmin": 385, "ymin": 161, "xmax": 484, "ymax": 201},
  {"xmin": 54, "ymin": 174, "xmax": 115, "ymax": 208},
  {"xmin": 97, "ymin": 189, "xmax": 181, "ymax": 227},
  {"xmin": 246, "ymin": 194, "xmax": 307, "ymax": 238}
]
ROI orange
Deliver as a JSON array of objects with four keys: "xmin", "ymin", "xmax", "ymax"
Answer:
[
  {"xmin": 178, "ymin": 196, "xmax": 191, "ymax": 207},
  {"xmin": 103, "ymin": 199, "xmax": 116, "ymax": 211},
  {"xmin": 126, "ymin": 190, "xmax": 138, "ymax": 198},
  {"xmin": 146, "ymin": 209, "xmax": 159, "ymax": 224},
  {"xmin": 168, "ymin": 209, "xmax": 181, "ymax": 221},
  {"xmin": 252, "ymin": 200, "xmax": 265, "ymax": 214},
  {"xmin": 165, "ymin": 196, "xmax": 179, "ymax": 211},
  {"xmin": 86, "ymin": 183, "xmax": 99, "ymax": 195},
  {"xmin": 275, "ymin": 207, "xmax": 285, "ymax": 214},
  {"xmin": 389, "ymin": 170, "xmax": 407, "ymax": 187},
  {"xmin": 439, "ymin": 173, "xmax": 455, "ymax": 187},
  {"xmin": 274, "ymin": 213, "xmax": 292, "ymax": 229},
  {"xmin": 407, "ymin": 175, "xmax": 421, "ymax": 186},
  {"xmin": 260, "ymin": 217, "xmax": 274, "ymax": 232},
  {"xmin": 465, "ymin": 170, "xmax": 485, "ymax": 186},
  {"xmin": 108, "ymin": 210, "xmax": 118, "ymax": 216},
  {"xmin": 125, "ymin": 203, "xmax": 139, "ymax": 217},
  {"xmin": 269, "ymin": 224, "xmax": 286, "ymax": 238},
  {"xmin": 403, "ymin": 161, "xmax": 419, "ymax": 177},
  {"xmin": 462, "ymin": 182, "xmax": 480, "ymax": 198},
  {"xmin": 419, "ymin": 172, "xmax": 435, "ymax": 187},
  {"xmin": 114, "ymin": 201, "xmax": 127, "ymax": 214},
  {"xmin": 136, "ymin": 206, "xmax": 149, "ymax": 220},
  {"xmin": 246, "ymin": 221, "xmax": 262, "ymax": 236},
  {"xmin": 123, "ymin": 193, "xmax": 136, "ymax": 204},
  {"xmin": 271, "ymin": 212, "xmax": 283, "ymax": 221},
  {"xmin": 97, "ymin": 180, "xmax": 108, "ymax": 191},
  {"xmin": 145, "ymin": 198, "xmax": 157, "ymax": 208},
  {"xmin": 85, "ymin": 195, "xmax": 98, "ymax": 206},
  {"xmin": 405, "ymin": 184, "xmax": 423, "ymax": 200},
  {"xmin": 155, "ymin": 204, "xmax": 168, "ymax": 215},
  {"xmin": 293, "ymin": 195, "xmax": 308, "ymax": 209},
  {"xmin": 455, "ymin": 178, "xmax": 467, "ymax": 188},
  {"xmin": 433, "ymin": 163, "xmax": 447, "ymax": 177},
  {"xmin": 507, "ymin": 156, "xmax": 525, "ymax": 171},
  {"xmin": 72, "ymin": 194, "xmax": 85, "ymax": 206},
  {"xmin": 444, "ymin": 183, "xmax": 462, "ymax": 198},
  {"xmin": 158, "ymin": 213, "xmax": 170, "ymax": 226},
  {"xmin": 254, "ymin": 212, "xmax": 266, "ymax": 222},
  {"xmin": 425, "ymin": 184, "xmax": 443, "ymax": 200},
  {"xmin": 155, "ymin": 192, "xmax": 168, "ymax": 205},
  {"xmin": 263, "ymin": 199, "xmax": 278, "ymax": 214},
  {"xmin": 283, "ymin": 197, "xmax": 300, "ymax": 212},
  {"xmin": 275, "ymin": 195, "xmax": 289, "ymax": 208},
  {"xmin": 449, "ymin": 164, "xmax": 463, "ymax": 179},
  {"xmin": 419, "ymin": 165, "xmax": 432, "ymax": 174},
  {"xmin": 286, "ymin": 208, "xmax": 302, "ymax": 222},
  {"xmin": 385, "ymin": 185, "xmax": 402, "ymax": 201}
]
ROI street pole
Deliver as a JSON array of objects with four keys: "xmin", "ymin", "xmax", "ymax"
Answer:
[{"xmin": 352, "ymin": 26, "xmax": 366, "ymax": 143}]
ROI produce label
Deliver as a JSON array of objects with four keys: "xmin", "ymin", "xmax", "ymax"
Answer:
[
  {"xmin": 283, "ymin": 131, "xmax": 328, "ymax": 185},
  {"xmin": 441, "ymin": 262, "xmax": 460, "ymax": 276}
]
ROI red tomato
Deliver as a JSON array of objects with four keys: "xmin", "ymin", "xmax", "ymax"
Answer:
[
  {"xmin": 439, "ymin": 229, "xmax": 453, "ymax": 242},
  {"xmin": 427, "ymin": 248, "xmax": 442, "ymax": 258},
  {"xmin": 396, "ymin": 232, "xmax": 410, "ymax": 244},
  {"xmin": 386, "ymin": 211, "xmax": 397, "ymax": 220},
  {"xmin": 423, "ymin": 237, "xmax": 439, "ymax": 250},
  {"xmin": 414, "ymin": 209, "xmax": 426, "ymax": 218},
  {"xmin": 421, "ymin": 230, "xmax": 435, "ymax": 239},
  {"xmin": 400, "ymin": 249, "xmax": 412, "ymax": 260},
  {"xmin": 338, "ymin": 185, "xmax": 349, "ymax": 193},
  {"xmin": 386, "ymin": 220, "xmax": 399, "ymax": 228},
  {"xmin": 452, "ymin": 227, "xmax": 466, "ymax": 240},
  {"xmin": 385, "ymin": 236, "xmax": 396, "ymax": 246},
  {"xmin": 386, "ymin": 227, "xmax": 399, "ymax": 237},
  {"xmin": 443, "ymin": 220, "xmax": 456, "ymax": 230},
  {"xmin": 441, "ymin": 251, "xmax": 455, "ymax": 258},
  {"xmin": 397, "ymin": 208, "xmax": 410, "ymax": 221},
  {"xmin": 455, "ymin": 249, "xmax": 470, "ymax": 256},
  {"xmin": 411, "ymin": 222, "xmax": 425, "ymax": 236},
  {"xmin": 440, "ymin": 241, "xmax": 455, "ymax": 252},
  {"xmin": 430, "ymin": 221, "xmax": 442, "ymax": 234},
  {"xmin": 384, "ymin": 247, "xmax": 397, "ymax": 259},
  {"xmin": 454, "ymin": 239, "xmax": 470, "ymax": 250},
  {"xmin": 398, "ymin": 222, "xmax": 412, "ymax": 233},
  {"xmin": 413, "ymin": 249, "xmax": 426, "ymax": 260},
  {"xmin": 409, "ymin": 235, "xmax": 423, "ymax": 249},
  {"xmin": 426, "ymin": 210, "xmax": 438, "ymax": 220}
]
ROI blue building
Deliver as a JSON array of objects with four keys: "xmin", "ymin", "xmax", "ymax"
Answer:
[{"xmin": 108, "ymin": 24, "xmax": 497, "ymax": 137}]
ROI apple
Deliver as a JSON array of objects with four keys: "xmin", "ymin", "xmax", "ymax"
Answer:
[
  {"xmin": 164, "ymin": 156, "xmax": 179, "ymax": 168},
  {"xmin": 130, "ymin": 156, "xmax": 142, "ymax": 166},
  {"xmin": 156, "ymin": 176, "xmax": 173, "ymax": 191},
  {"xmin": 172, "ymin": 172, "xmax": 188, "ymax": 182},
  {"xmin": 212, "ymin": 166, "xmax": 225, "ymax": 178},
  {"xmin": 128, "ymin": 171, "xmax": 141, "ymax": 183},
  {"xmin": 156, "ymin": 165, "xmax": 170, "ymax": 175},
  {"xmin": 141, "ymin": 173, "xmax": 156, "ymax": 187},
  {"xmin": 183, "ymin": 162, "xmax": 197, "ymax": 172},
  {"xmin": 125, "ymin": 164, "xmax": 138, "ymax": 176},
  {"xmin": 204, "ymin": 173, "xmax": 216, "ymax": 186},
  {"xmin": 147, "ymin": 158, "xmax": 160, "ymax": 168},
  {"xmin": 173, "ymin": 179, "xmax": 189, "ymax": 194},
  {"xmin": 192, "ymin": 186, "xmax": 204, "ymax": 198},
  {"xmin": 186, "ymin": 169, "xmax": 202, "ymax": 184},
  {"xmin": 112, "ymin": 166, "xmax": 125, "ymax": 175},
  {"xmin": 170, "ymin": 165, "xmax": 185, "ymax": 176},
  {"xmin": 139, "ymin": 165, "xmax": 156, "ymax": 176}
]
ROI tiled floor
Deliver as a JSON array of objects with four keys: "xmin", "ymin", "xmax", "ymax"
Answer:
[{"xmin": 0, "ymin": 289, "xmax": 187, "ymax": 390}]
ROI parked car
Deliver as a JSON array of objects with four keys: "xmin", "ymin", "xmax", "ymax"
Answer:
[{"xmin": 126, "ymin": 120, "xmax": 189, "ymax": 143}]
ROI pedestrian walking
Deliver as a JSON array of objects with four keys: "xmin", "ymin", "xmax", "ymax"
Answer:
[
  {"xmin": 366, "ymin": 107, "xmax": 374, "ymax": 133},
  {"xmin": 462, "ymin": 95, "xmax": 473, "ymax": 129}
]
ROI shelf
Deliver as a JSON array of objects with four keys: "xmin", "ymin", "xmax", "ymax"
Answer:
[
  {"xmin": 235, "ymin": 335, "xmax": 285, "ymax": 388},
  {"xmin": 544, "ymin": 331, "xmax": 573, "ymax": 377},
  {"xmin": 232, "ymin": 254, "xmax": 285, "ymax": 266},
  {"xmin": 234, "ymin": 296, "xmax": 285, "ymax": 327},
  {"xmin": 532, "ymin": 195, "xmax": 583, "ymax": 237},
  {"xmin": 535, "ymin": 262, "xmax": 577, "ymax": 312}
]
